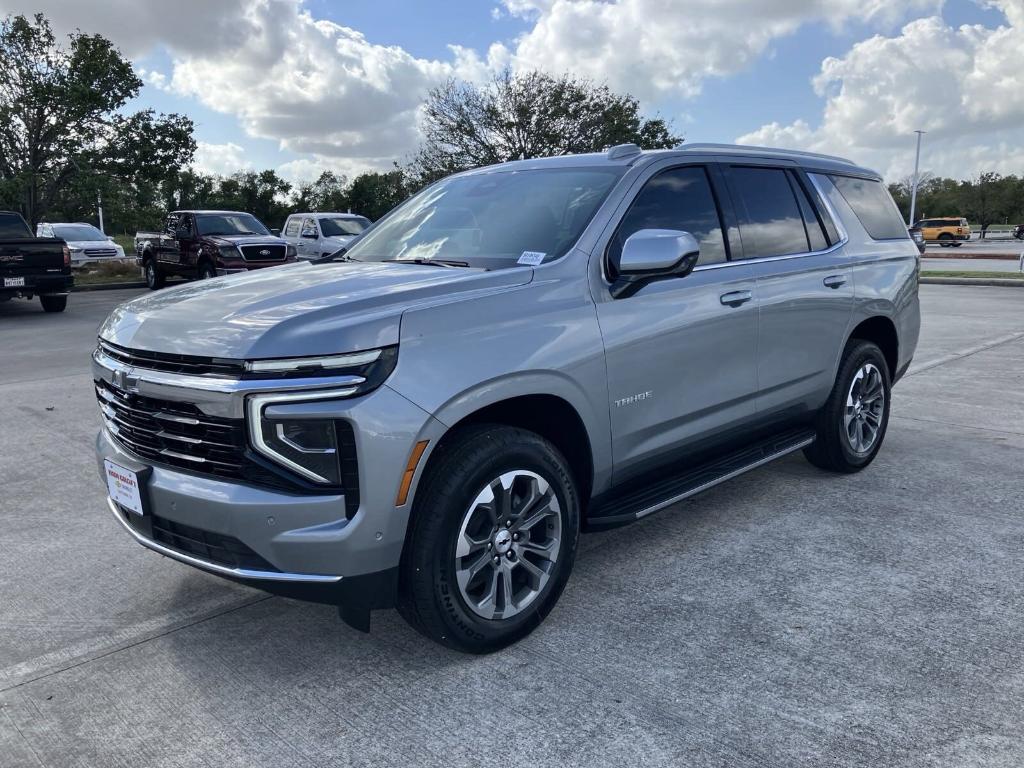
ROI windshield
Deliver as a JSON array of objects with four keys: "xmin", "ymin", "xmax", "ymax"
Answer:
[
  {"xmin": 0, "ymin": 212, "xmax": 32, "ymax": 238},
  {"xmin": 195, "ymin": 213, "xmax": 270, "ymax": 237},
  {"xmin": 320, "ymin": 216, "xmax": 370, "ymax": 237},
  {"xmin": 52, "ymin": 224, "xmax": 106, "ymax": 241},
  {"xmin": 344, "ymin": 167, "xmax": 624, "ymax": 269}
]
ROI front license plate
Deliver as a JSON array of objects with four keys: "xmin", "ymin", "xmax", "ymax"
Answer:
[
  {"xmin": 104, "ymin": 460, "xmax": 144, "ymax": 516},
  {"xmin": 3, "ymin": 277, "xmax": 25, "ymax": 287}
]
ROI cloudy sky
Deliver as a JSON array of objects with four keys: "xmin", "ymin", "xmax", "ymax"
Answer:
[{"xmin": 6, "ymin": 0, "xmax": 1023, "ymax": 183}]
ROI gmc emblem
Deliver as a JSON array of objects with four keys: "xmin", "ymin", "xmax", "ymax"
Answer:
[{"xmin": 111, "ymin": 369, "xmax": 140, "ymax": 393}]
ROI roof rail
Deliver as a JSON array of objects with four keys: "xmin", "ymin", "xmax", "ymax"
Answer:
[
  {"xmin": 680, "ymin": 143, "xmax": 856, "ymax": 166},
  {"xmin": 606, "ymin": 143, "xmax": 641, "ymax": 160}
]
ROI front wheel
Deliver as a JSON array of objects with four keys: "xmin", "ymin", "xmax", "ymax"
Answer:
[
  {"xmin": 144, "ymin": 259, "xmax": 165, "ymax": 290},
  {"xmin": 804, "ymin": 340, "xmax": 891, "ymax": 473},
  {"xmin": 397, "ymin": 425, "xmax": 580, "ymax": 653},
  {"xmin": 197, "ymin": 261, "xmax": 216, "ymax": 280}
]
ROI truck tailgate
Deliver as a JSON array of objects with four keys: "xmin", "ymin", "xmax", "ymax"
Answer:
[{"xmin": 0, "ymin": 238, "xmax": 66, "ymax": 273}]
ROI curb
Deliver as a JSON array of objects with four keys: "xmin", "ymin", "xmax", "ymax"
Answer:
[
  {"xmin": 920, "ymin": 276, "xmax": 1024, "ymax": 288},
  {"xmin": 72, "ymin": 281, "xmax": 146, "ymax": 292},
  {"xmin": 924, "ymin": 252, "xmax": 1022, "ymax": 260}
]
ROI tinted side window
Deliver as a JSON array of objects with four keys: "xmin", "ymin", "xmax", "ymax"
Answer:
[
  {"xmin": 829, "ymin": 175, "xmax": 908, "ymax": 240},
  {"xmin": 283, "ymin": 217, "xmax": 300, "ymax": 237},
  {"xmin": 0, "ymin": 212, "xmax": 31, "ymax": 238},
  {"xmin": 727, "ymin": 167, "xmax": 809, "ymax": 258},
  {"xmin": 164, "ymin": 214, "xmax": 179, "ymax": 236},
  {"xmin": 789, "ymin": 172, "xmax": 829, "ymax": 252},
  {"xmin": 177, "ymin": 214, "xmax": 194, "ymax": 236},
  {"xmin": 608, "ymin": 166, "xmax": 727, "ymax": 276}
]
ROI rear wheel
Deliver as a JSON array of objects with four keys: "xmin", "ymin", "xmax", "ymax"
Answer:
[
  {"xmin": 804, "ymin": 339, "xmax": 891, "ymax": 473},
  {"xmin": 938, "ymin": 233, "xmax": 953, "ymax": 247},
  {"xmin": 144, "ymin": 258, "xmax": 165, "ymax": 290},
  {"xmin": 40, "ymin": 294, "xmax": 67, "ymax": 313},
  {"xmin": 397, "ymin": 425, "xmax": 579, "ymax": 653}
]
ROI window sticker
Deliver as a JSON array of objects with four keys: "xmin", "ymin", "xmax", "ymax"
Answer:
[{"xmin": 517, "ymin": 251, "xmax": 546, "ymax": 266}]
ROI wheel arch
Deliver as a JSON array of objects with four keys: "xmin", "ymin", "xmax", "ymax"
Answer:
[
  {"xmin": 411, "ymin": 385, "xmax": 601, "ymax": 515},
  {"xmin": 848, "ymin": 315, "xmax": 899, "ymax": 380}
]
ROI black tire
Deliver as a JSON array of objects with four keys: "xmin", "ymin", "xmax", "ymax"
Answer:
[
  {"xmin": 804, "ymin": 339, "xmax": 891, "ymax": 473},
  {"xmin": 40, "ymin": 294, "xmax": 67, "ymax": 313},
  {"xmin": 397, "ymin": 424, "xmax": 580, "ymax": 653},
  {"xmin": 938, "ymin": 233, "xmax": 953, "ymax": 247},
  {"xmin": 951, "ymin": 241, "xmax": 962, "ymax": 247},
  {"xmin": 197, "ymin": 261, "xmax": 216, "ymax": 280},
  {"xmin": 144, "ymin": 258, "xmax": 165, "ymax": 290}
]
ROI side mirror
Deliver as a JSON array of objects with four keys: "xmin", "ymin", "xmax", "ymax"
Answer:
[
  {"xmin": 175, "ymin": 228, "xmax": 191, "ymax": 239},
  {"xmin": 270, "ymin": 228, "xmax": 281, "ymax": 237},
  {"xmin": 301, "ymin": 231, "xmax": 318, "ymax": 240},
  {"xmin": 611, "ymin": 229, "xmax": 701, "ymax": 299}
]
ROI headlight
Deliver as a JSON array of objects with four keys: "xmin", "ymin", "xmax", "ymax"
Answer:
[
  {"xmin": 286, "ymin": 244, "xmax": 297, "ymax": 258},
  {"xmin": 252, "ymin": 409, "xmax": 342, "ymax": 484},
  {"xmin": 244, "ymin": 346, "xmax": 397, "ymax": 384},
  {"xmin": 244, "ymin": 347, "xmax": 397, "ymax": 483},
  {"xmin": 218, "ymin": 245, "xmax": 241, "ymax": 260}
]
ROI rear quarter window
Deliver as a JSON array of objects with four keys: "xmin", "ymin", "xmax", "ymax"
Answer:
[
  {"xmin": 284, "ymin": 217, "xmax": 300, "ymax": 237},
  {"xmin": 828, "ymin": 175, "xmax": 908, "ymax": 240},
  {"xmin": 0, "ymin": 212, "xmax": 32, "ymax": 239}
]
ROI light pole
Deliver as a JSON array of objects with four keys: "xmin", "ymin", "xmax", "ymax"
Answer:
[
  {"xmin": 97, "ymin": 190, "xmax": 104, "ymax": 234},
  {"xmin": 908, "ymin": 130, "xmax": 925, "ymax": 226}
]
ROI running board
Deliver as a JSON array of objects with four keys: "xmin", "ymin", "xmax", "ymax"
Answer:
[{"xmin": 585, "ymin": 428, "xmax": 816, "ymax": 530}]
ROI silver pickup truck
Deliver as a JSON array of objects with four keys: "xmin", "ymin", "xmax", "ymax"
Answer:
[{"xmin": 93, "ymin": 143, "xmax": 920, "ymax": 652}]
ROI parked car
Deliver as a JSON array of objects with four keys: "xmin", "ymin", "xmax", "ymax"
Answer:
[
  {"xmin": 908, "ymin": 225, "xmax": 926, "ymax": 255},
  {"xmin": 915, "ymin": 217, "xmax": 971, "ymax": 246},
  {"xmin": 137, "ymin": 210, "xmax": 298, "ymax": 289},
  {"xmin": 1, "ymin": 211, "xmax": 72, "ymax": 312},
  {"xmin": 36, "ymin": 222, "xmax": 126, "ymax": 266},
  {"xmin": 94, "ymin": 143, "xmax": 920, "ymax": 652},
  {"xmin": 281, "ymin": 212, "xmax": 371, "ymax": 260}
]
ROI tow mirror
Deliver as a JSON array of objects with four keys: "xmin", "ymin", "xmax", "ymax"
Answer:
[{"xmin": 611, "ymin": 229, "xmax": 701, "ymax": 299}]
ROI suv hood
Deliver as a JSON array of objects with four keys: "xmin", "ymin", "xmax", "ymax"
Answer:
[{"xmin": 99, "ymin": 261, "xmax": 532, "ymax": 360}]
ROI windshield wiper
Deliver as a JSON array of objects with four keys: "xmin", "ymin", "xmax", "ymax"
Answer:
[{"xmin": 393, "ymin": 257, "xmax": 471, "ymax": 268}]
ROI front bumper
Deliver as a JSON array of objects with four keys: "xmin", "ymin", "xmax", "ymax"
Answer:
[{"xmin": 94, "ymin": 364, "xmax": 443, "ymax": 606}]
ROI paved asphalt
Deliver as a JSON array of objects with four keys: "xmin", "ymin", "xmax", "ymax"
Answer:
[{"xmin": 2, "ymin": 285, "xmax": 1024, "ymax": 767}]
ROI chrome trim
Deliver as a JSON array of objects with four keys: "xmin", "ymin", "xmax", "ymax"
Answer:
[
  {"xmin": 247, "ymin": 388, "xmax": 358, "ymax": 483},
  {"xmin": 106, "ymin": 497, "xmax": 343, "ymax": 583},
  {"xmin": 246, "ymin": 348, "xmax": 381, "ymax": 373},
  {"xmin": 93, "ymin": 346, "xmax": 367, "ymax": 420},
  {"xmin": 634, "ymin": 436, "xmax": 815, "ymax": 520},
  {"xmin": 94, "ymin": 347, "xmax": 367, "ymax": 394}
]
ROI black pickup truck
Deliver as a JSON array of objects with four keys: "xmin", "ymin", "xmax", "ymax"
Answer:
[{"xmin": 0, "ymin": 211, "xmax": 72, "ymax": 313}]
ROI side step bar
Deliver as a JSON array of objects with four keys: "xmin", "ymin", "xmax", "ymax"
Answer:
[{"xmin": 585, "ymin": 428, "xmax": 816, "ymax": 530}]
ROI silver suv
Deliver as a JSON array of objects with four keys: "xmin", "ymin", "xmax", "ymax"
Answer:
[
  {"xmin": 280, "ymin": 212, "xmax": 371, "ymax": 260},
  {"xmin": 93, "ymin": 144, "xmax": 920, "ymax": 653}
]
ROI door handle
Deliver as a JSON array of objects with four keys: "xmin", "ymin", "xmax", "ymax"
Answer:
[
  {"xmin": 823, "ymin": 274, "xmax": 847, "ymax": 289},
  {"xmin": 720, "ymin": 289, "xmax": 753, "ymax": 307}
]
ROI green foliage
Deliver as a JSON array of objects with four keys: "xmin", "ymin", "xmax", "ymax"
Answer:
[
  {"xmin": 345, "ymin": 170, "xmax": 408, "ymax": 221},
  {"xmin": 408, "ymin": 69, "xmax": 682, "ymax": 187},
  {"xmin": 0, "ymin": 13, "xmax": 196, "ymax": 228},
  {"xmin": 890, "ymin": 172, "xmax": 1024, "ymax": 229}
]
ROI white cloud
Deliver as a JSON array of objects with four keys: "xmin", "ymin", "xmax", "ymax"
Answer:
[
  {"xmin": 0, "ymin": 0, "xmax": 252, "ymax": 57},
  {"xmin": 738, "ymin": 3, "xmax": 1024, "ymax": 179},
  {"xmin": 502, "ymin": 0, "xmax": 941, "ymax": 101},
  {"xmin": 192, "ymin": 142, "xmax": 252, "ymax": 176}
]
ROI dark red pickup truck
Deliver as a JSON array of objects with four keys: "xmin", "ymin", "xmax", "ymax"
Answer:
[
  {"xmin": 137, "ymin": 210, "xmax": 297, "ymax": 290},
  {"xmin": 0, "ymin": 211, "xmax": 72, "ymax": 313}
]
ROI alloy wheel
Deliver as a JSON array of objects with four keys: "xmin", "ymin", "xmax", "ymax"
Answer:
[
  {"xmin": 454, "ymin": 470, "xmax": 562, "ymax": 620},
  {"xmin": 844, "ymin": 362, "xmax": 885, "ymax": 454}
]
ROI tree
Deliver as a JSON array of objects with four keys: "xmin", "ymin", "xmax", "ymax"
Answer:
[
  {"xmin": 291, "ymin": 171, "xmax": 349, "ymax": 213},
  {"xmin": 0, "ymin": 13, "xmax": 195, "ymax": 226},
  {"xmin": 409, "ymin": 69, "xmax": 681, "ymax": 186},
  {"xmin": 345, "ymin": 170, "xmax": 408, "ymax": 220}
]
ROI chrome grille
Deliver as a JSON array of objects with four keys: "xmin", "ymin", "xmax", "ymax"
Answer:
[
  {"xmin": 96, "ymin": 378, "xmax": 247, "ymax": 479},
  {"xmin": 98, "ymin": 339, "xmax": 245, "ymax": 378},
  {"xmin": 240, "ymin": 244, "xmax": 286, "ymax": 261},
  {"xmin": 84, "ymin": 247, "xmax": 118, "ymax": 257}
]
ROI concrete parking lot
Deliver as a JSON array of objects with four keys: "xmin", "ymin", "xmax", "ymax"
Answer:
[{"xmin": 2, "ymin": 284, "xmax": 1023, "ymax": 767}]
